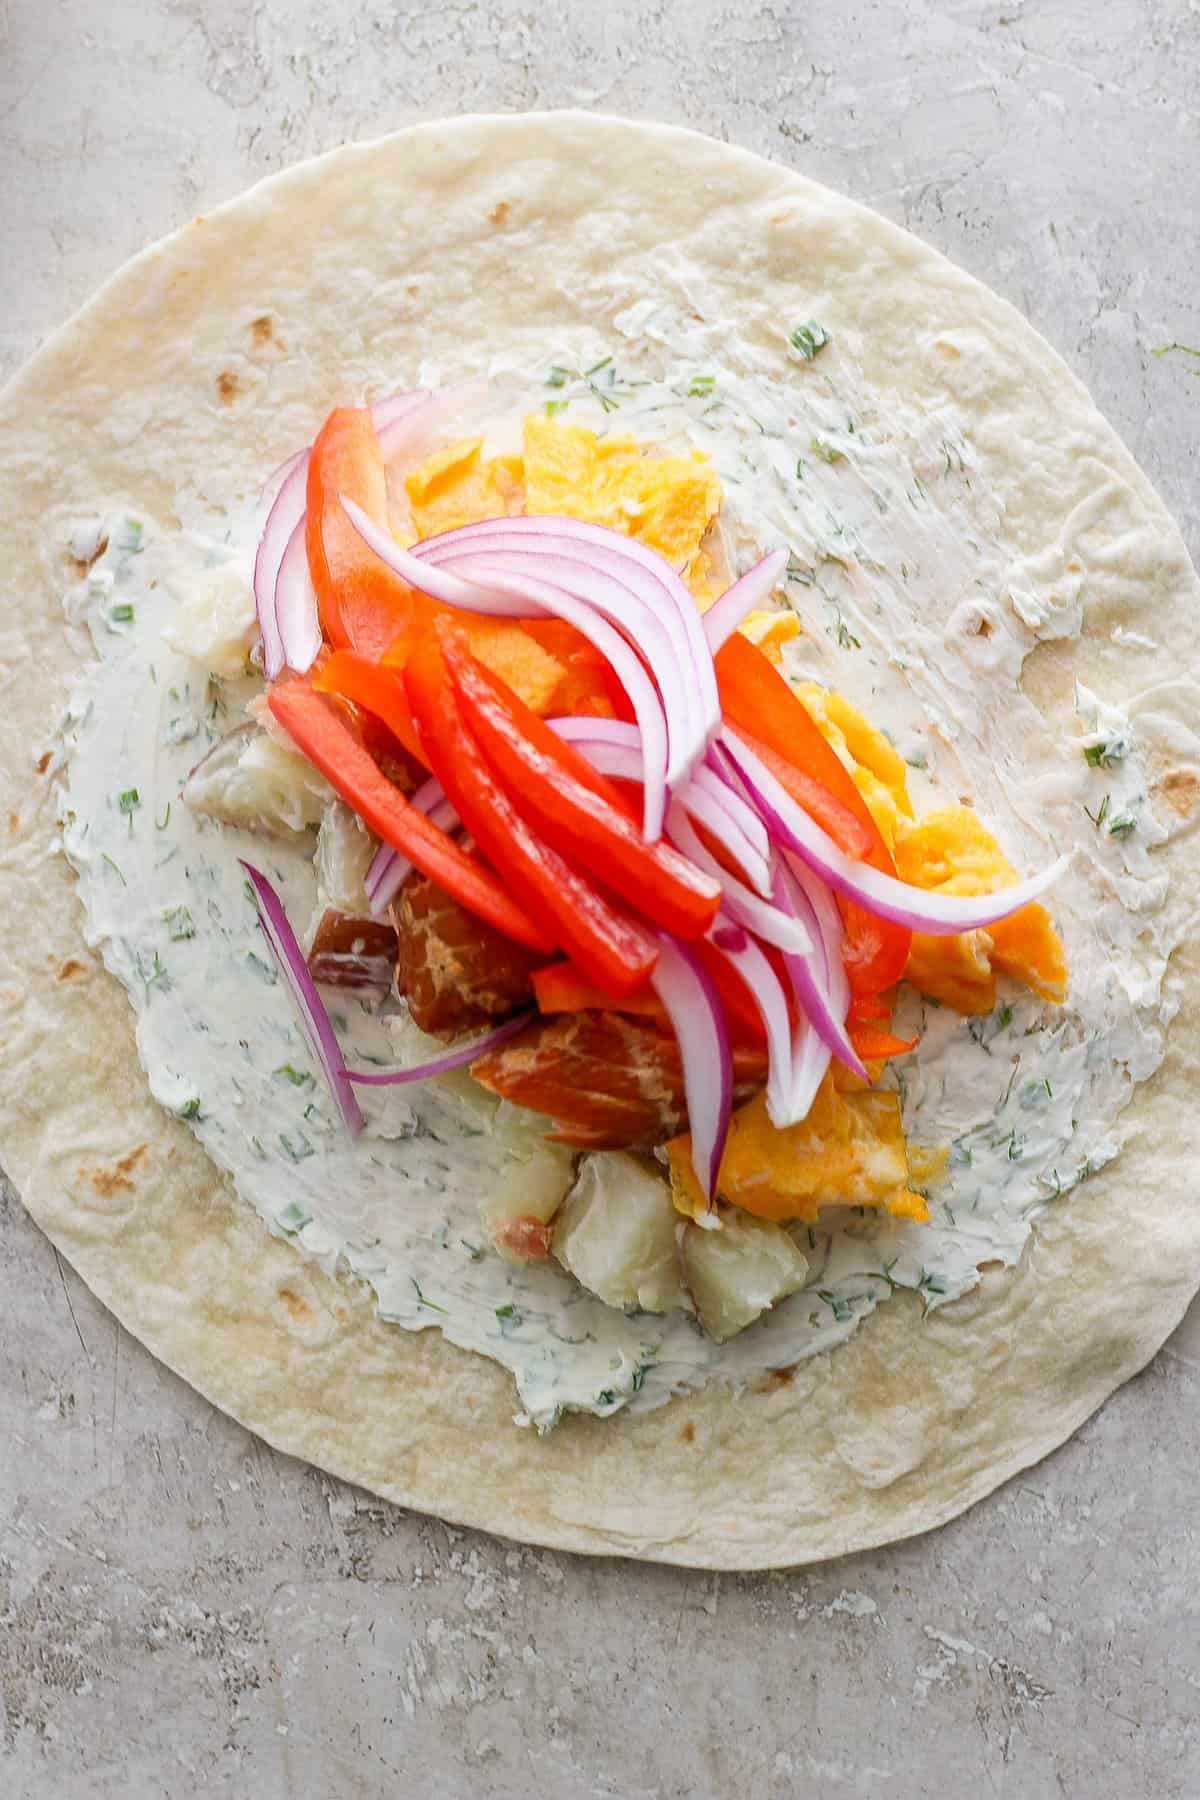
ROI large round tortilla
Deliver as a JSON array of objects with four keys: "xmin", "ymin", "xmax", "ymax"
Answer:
[{"xmin": 1, "ymin": 113, "xmax": 1197, "ymax": 1570}]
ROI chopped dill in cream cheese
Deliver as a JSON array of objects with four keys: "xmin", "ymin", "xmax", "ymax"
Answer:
[{"xmin": 58, "ymin": 347, "xmax": 1183, "ymax": 1429}]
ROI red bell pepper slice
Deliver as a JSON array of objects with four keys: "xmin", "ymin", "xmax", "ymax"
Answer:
[
  {"xmin": 313, "ymin": 649, "xmax": 427, "ymax": 769},
  {"xmin": 268, "ymin": 683, "xmax": 552, "ymax": 953},
  {"xmin": 441, "ymin": 631, "xmax": 722, "ymax": 942},
  {"xmin": 715, "ymin": 632, "xmax": 911, "ymax": 995},
  {"xmin": 847, "ymin": 1024, "xmax": 917, "ymax": 1060},
  {"xmin": 403, "ymin": 637, "xmax": 658, "ymax": 999},
  {"xmin": 533, "ymin": 962, "xmax": 669, "ymax": 1025},
  {"xmin": 306, "ymin": 408, "xmax": 434, "ymax": 659}
]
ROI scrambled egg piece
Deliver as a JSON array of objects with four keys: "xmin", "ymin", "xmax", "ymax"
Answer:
[
  {"xmin": 795, "ymin": 681, "xmax": 913, "ymax": 852},
  {"xmin": 522, "ymin": 416, "xmax": 722, "ymax": 599},
  {"xmin": 737, "ymin": 608, "xmax": 801, "ymax": 664},
  {"xmin": 405, "ymin": 437, "xmax": 524, "ymax": 539},
  {"xmin": 666, "ymin": 1077, "xmax": 928, "ymax": 1227},
  {"xmin": 894, "ymin": 808, "xmax": 1068, "ymax": 1014}
]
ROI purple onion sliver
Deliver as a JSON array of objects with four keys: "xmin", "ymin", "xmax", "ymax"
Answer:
[
  {"xmin": 719, "ymin": 729, "xmax": 1067, "ymax": 935},
  {"xmin": 649, "ymin": 935, "xmax": 732, "ymax": 1208},
  {"xmin": 369, "ymin": 797, "xmax": 460, "ymax": 916},
  {"xmin": 773, "ymin": 866, "xmax": 866, "ymax": 1082},
  {"xmin": 701, "ymin": 548, "xmax": 790, "ymax": 654},
  {"xmin": 347, "ymin": 1011, "xmax": 535, "ymax": 1084},
  {"xmin": 253, "ymin": 449, "xmax": 309, "ymax": 680},
  {"xmin": 705, "ymin": 921, "xmax": 794, "ymax": 1125},
  {"xmin": 274, "ymin": 516, "xmax": 322, "ymax": 675},
  {"xmin": 240, "ymin": 860, "xmax": 364, "ymax": 1136},
  {"xmin": 667, "ymin": 804, "xmax": 810, "ymax": 954}
]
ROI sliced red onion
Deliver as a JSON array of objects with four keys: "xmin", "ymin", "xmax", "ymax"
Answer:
[
  {"xmin": 701, "ymin": 549, "xmax": 790, "ymax": 653},
  {"xmin": 788, "ymin": 1016, "xmax": 832, "ymax": 1125},
  {"xmin": 253, "ymin": 450, "xmax": 309, "ymax": 680},
  {"xmin": 784, "ymin": 852, "xmax": 850, "ymax": 1020},
  {"xmin": 552, "ymin": 723, "xmax": 771, "ymax": 895},
  {"xmin": 649, "ymin": 934, "xmax": 732, "ymax": 1208},
  {"xmin": 419, "ymin": 514, "xmax": 722, "ymax": 741},
  {"xmin": 772, "ymin": 863, "xmax": 865, "ymax": 1081},
  {"xmin": 693, "ymin": 760, "xmax": 771, "ymax": 863},
  {"xmin": 706, "ymin": 919, "xmax": 794, "ymax": 1125},
  {"xmin": 365, "ymin": 776, "xmax": 459, "ymax": 915},
  {"xmin": 667, "ymin": 803, "xmax": 811, "ymax": 955},
  {"xmin": 274, "ymin": 517, "xmax": 322, "ymax": 675},
  {"xmin": 340, "ymin": 498, "xmax": 671, "ymax": 839},
  {"xmin": 718, "ymin": 731, "xmax": 1067, "ymax": 933},
  {"xmin": 439, "ymin": 543, "xmax": 704, "ymax": 783},
  {"xmin": 241, "ymin": 860, "xmax": 364, "ymax": 1136},
  {"xmin": 347, "ymin": 1011, "xmax": 534, "ymax": 1084},
  {"xmin": 367, "ymin": 799, "xmax": 460, "ymax": 916}
]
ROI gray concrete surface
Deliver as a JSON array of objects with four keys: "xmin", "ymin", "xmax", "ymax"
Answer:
[{"xmin": 2, "ymin": 2, "xmax": 1199, "ymax": 1794}]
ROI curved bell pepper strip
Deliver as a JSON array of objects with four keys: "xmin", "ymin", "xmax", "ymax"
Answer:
[
  {"xmin": 403, "ymin": 637, "xmax": 659, "ymax": 999},
  {"xmin": 715, "ymin": 632, "xmax": 911, "ymax": 995},
  {"xmin": 847, "ymin": 1024, "xmax": 917, "ymax": 1060},
  {"xmin": 730, "ymin": 727, "xmax": 872, "ymax": 860},
  {"xmin": 268, "ymin": 683, "xmax": 553, "ymax": 954},
  {"xmin": 313, "ymin": 650, "xmax": 427, "ymax": 770},
  {"xmin": 847, "ymin": 993, "xmax": 892, "ymax": 1025},
  {"xmin": 306, "ymin": 408, "xmax": 435, "ymax": 659},
  {"xmin": 441, "ymin": 631, "xmax": 722, "ymax": 942},
  {"xmin": 533, "ymin": 962, "xmax": 669, "ymax": 1025}
]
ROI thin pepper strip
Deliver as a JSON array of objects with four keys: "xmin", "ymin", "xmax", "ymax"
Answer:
[
  {"xmin": 313, "ymin": 650, "xmax": 428, "ymax": 768},
  {"xmin": 268, "ymin": 683, "xmax": 552, "ymax": 953},
  {"xmin": 847, "ymin": 1024, "xmax": 917, "ymax": 1059},
  {"xmin": 715, "ymin": 631, "xmax": 911, "ymax": 995},
  {"xmin": 403, "ymin": 637, "xmax": 659, "ymax": 999},
  {"xmin": 306, "ymin": 408, "xmax": 434, "ymax": 658},
  {"xmin": 441, "ymin": 631, "xmax": 722, "ymax": 941}
]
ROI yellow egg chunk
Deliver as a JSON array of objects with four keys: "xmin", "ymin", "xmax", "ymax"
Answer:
[
  {"xmin": 793, "ymin": 681, "xmax": 913, "ymax": 848},
  {"xmin": 666, "ymin": 1078, "xmax": 927, "ymax": 1227},
  {"xmin": 737, "ymin": 609, "xmax": 801, "ymax": 664},
  {"xmin": 522, "ymin": 415, "xmax": 722, "ymax": 597},
  {"xmin": 406, "ymin": 437, "xmax": 524, "ymax": 539},
  {"xmin": 894, "ymin": 808, "xmax": 1067, "ymax": 1009}
]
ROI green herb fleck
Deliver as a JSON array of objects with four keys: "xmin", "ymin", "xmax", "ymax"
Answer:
[
  {"xmin": 460, "ymin": 1238, "xmax": 485, "ymax": 1261},
  {"xmin": 544, "ymin": 398, "xmax": 569, "ymax": 418},
  {"xmin": 1084, "ymin": 794, "xmax": 1111, "ymax": 831},
  {"xmin": 163, "ymin": 905, "xmax": 195, "ymax": 942},
  {"xmin": 411, "ymin": 1278, "xmax": 448, "ymax": 1316},
  {"xmin": 826, "ymin": 608, "xmax": 861, "ymax": 651},
  {"xmin": 109, "ymin": 602, "xmax": 135, "ymax": 624},
  {"xmin": 790, "ymin": 321, "xmax": 831, "ymax": 360},
  {"xmin": 817, "ymin": 1288, "xmax": 854, "ymax": 1323},
  {"xmin": 118, "ymin": 786, "xmax": 140, "ymax": 825},
  {"xmin": 135, "ymin": 950, "xmax": 171, "ymax": 994},
  {"xmin": 546, "ymin": 365, "xmax": 572, "ymax": 388},
  {"xmin": 810, "ymin": 435, "xmax": 844, "ymax": 464},
  {"xmin": 1151, "ymin": 341, "xmax": 1200, "ymax": 374},
  {"xmin": 596, "ymin": 1388, "xmax": 618, "ymax": 1407},
  {"xmin": 245, "ymin": 950, "xmax": 278, "ymax": 984},
  {"xmin": 1108, "ymin": 812, "xmax": 1136, "ymax": 838},
  {"xmin": 688, "ymin": 374, "xmax": 716, "ymax": 396},
  {"xmin": 177, "ymin": 1096, "xmax": 202, "ymax": 1121},
  {"xmin": 997, "ymin": 1002, "xmax": 1013, "ymax": 1031},
  {"xmin": 274, "ymin": 1063, "xmax": 314, "ymax": 1088},
  {"xmin": 100, "ymin": 851, "xmax": 126, "ymax": 885},
  {"xmin": 278, "ymin": 1131, "xmax": 314, "ymax": 1163},
  {"xmin": 117, "ymin": 516, "xmax": 144, "ymax": 551},
  {"xmin": 495, "ymin": 1302, "xmax": 519, "ymax": 1320},
  {"xmin": 585, "ymin": 356, "xmax": 612, "ymax": 377},
  {"xmin": 155, "ymin": 802, "xmax": 171, "ymax": 831}
]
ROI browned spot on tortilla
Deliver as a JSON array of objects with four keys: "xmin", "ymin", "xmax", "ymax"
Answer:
[
  {"xmin": 679, "ymin": 1421, "xmax": 696, "ymax": 1443},
  {"xmin": 488, "ymin": 200, "xmax": 511, "ymax": 226},
  {"xmin": 7, "ymin": 811, "xmax": 18, "ymax": 835},
  {"xmin": 278, "ymin": 1286, "xmax": 313, "ymax": 1324},
  {"xmin": 56, "ymin": 958, "xmax": 89, "ymax": 983},
  {"xmin": 216, "ymin": 370, "xmax": 242, "ymax": 404},
  {"xmin": 1157, "ymin": 769, "xmax": 1200, "ymax": 818},
  {"xmin": 974, "ymin": 615, "xmax": 993, "ymax": 637},
  {"xmin": 34, "ymin": 750, "xmax": 52, "ymax": 775},
  {"xmin": 406, "ymin": 283, "xmax": 419, "ymax": 299},
  {"xmin": 769, "ymin": 1364, "xmax": 796, "ymax": 1386},
  {"xmin": 84, "ymin": 1144, "xmax": 147, "ymax": 1198},
  {"xmin": 249, "ymin": 314, "xmax": 274, "ymax": 345},
  {"xmin": 67, "ymin": 529, "xmax": 108, "ymax": 575}
]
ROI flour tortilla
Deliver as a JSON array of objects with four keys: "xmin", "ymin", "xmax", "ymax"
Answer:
[{"xmin": 2, "ymin": 113, "xmax": 1198, "ymax": 1570}]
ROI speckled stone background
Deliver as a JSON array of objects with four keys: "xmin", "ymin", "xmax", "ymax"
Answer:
[{"xmin": 2, "ymin": 3, "xmax": 1199, "ymax": 1796}]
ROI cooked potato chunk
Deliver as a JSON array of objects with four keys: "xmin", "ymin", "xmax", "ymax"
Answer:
[
  {"xmin": 482, "ymin": 1121, "xmax": 577, "ymax": 1265},
  {"xmin": 162, "ymin": 556, "xmax": 257, "ymax": 677},
  {"xmin": 183, "ymin": 724, "xmax": 330, "ymax": 838},
  {"xmin": 680, "ymin": 1211, "xmax": 809, "ymax": 1342},
  {"xmin": 553, "ymin": 1153, "xmax": 687, "ymax": 1314}
]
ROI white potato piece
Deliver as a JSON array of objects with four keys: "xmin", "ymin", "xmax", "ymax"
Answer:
[
  {"xmin": 313, "ymin": 801, "xmax": 377, "ymax": 917},
  {"xmin": 554, "ymin": 1153, "xmax": 688, "ymax": 1315},
  {"xmin": 183, "ymin": 723, "xmax": 331, "ymax": 838},
  {"xmin": 680, "ymin": 1211, "xmax": 809, "ymax": 1343},
  {"xmin": 163, "ymin": 554, "xmax": 258, "ymax": 677},
  {"xmin": 482, "ymin": 1124, "xmax": 578, "ymax": 1266}
]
